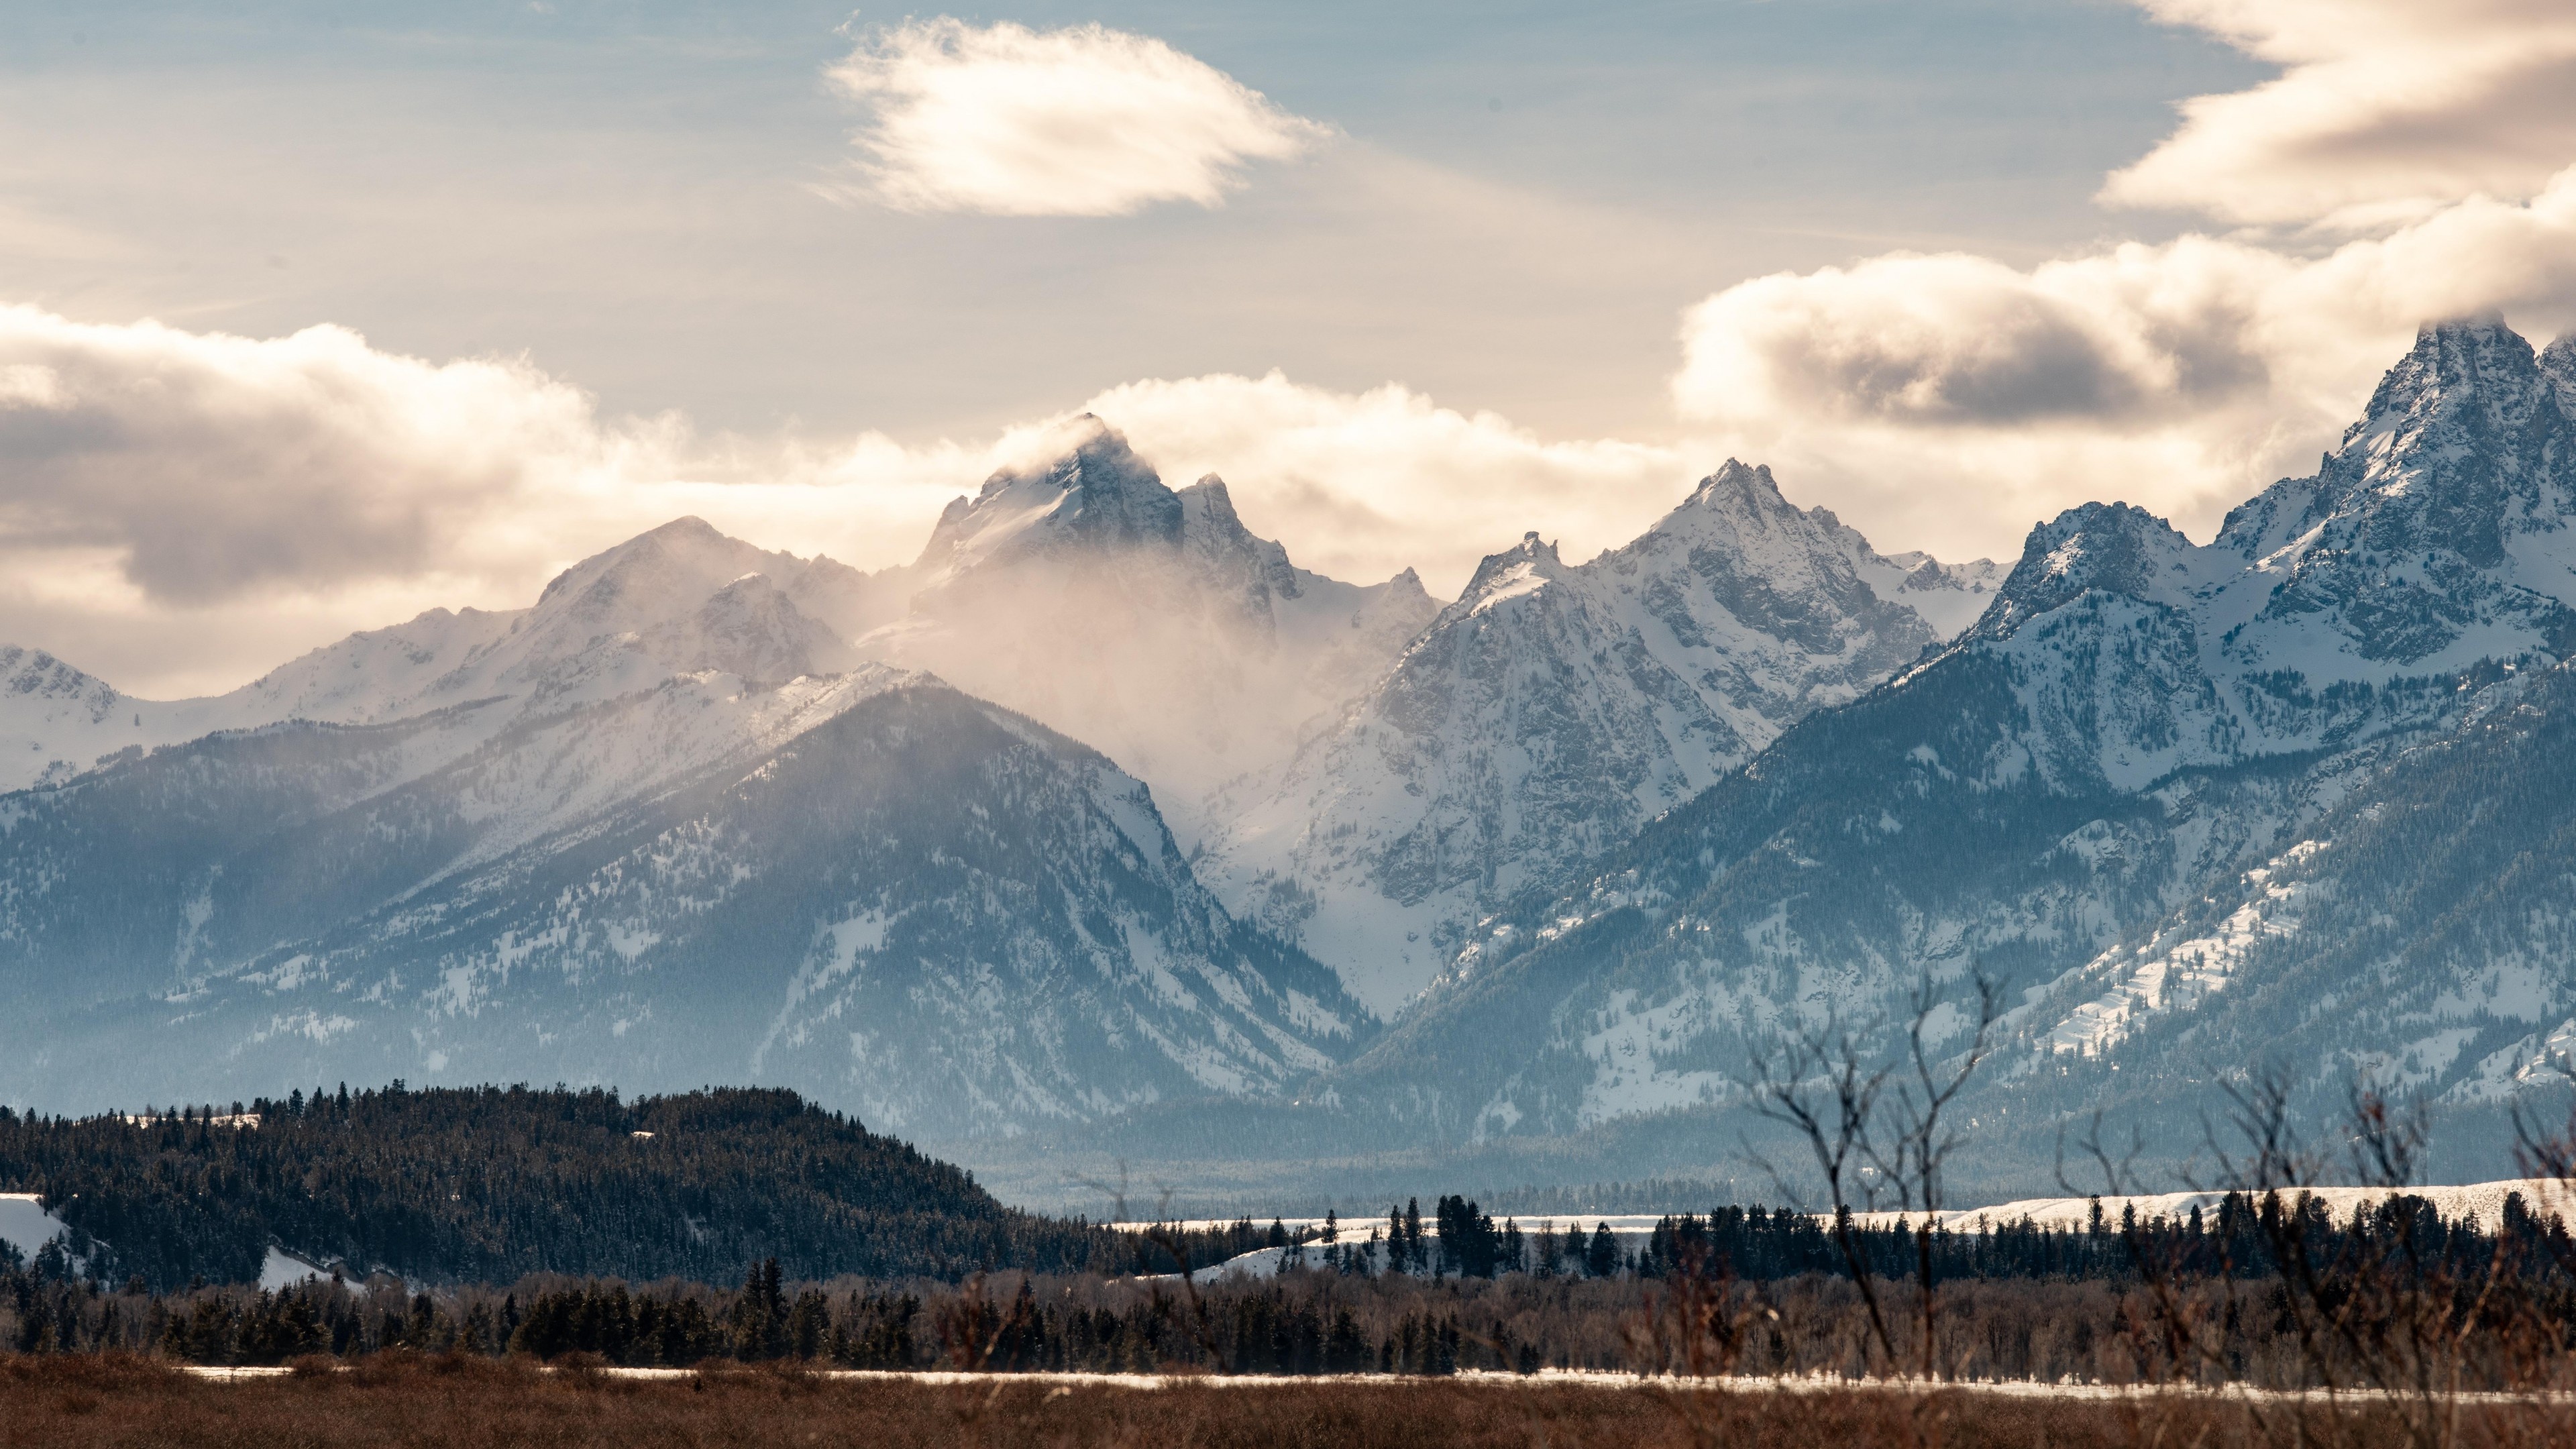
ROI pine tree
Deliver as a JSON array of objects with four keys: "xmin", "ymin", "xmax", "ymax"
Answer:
[{"xmin": 1586, "ymin": 1222, "xmax": 1619, "ymax": 1279}]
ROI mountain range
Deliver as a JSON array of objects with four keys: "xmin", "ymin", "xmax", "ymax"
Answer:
[
  {"xmin": 7, "ymin": 319, "xmax": 2575, "ymax": 1199},
  {"xmin": 1275, "ymin": 315, "xmax": 2576, "ymax": 1185},
  {"xmin": 1199, "ymin": 460, "xmax": 1993, "ymax": 1013}
]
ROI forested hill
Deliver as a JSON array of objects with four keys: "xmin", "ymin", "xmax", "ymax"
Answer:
[{"xmin": 0, "ymin": 1084, "xmax": 1126, "ymax": 1291}]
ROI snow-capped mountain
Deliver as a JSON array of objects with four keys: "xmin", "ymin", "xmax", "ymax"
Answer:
[
  {"xmin": 24, "ymin": 316, "xmax": 2576, "ymax": 1180},
  {"xmin": 0, "ymin": 669, "xmax": 1370, "ymax": 1138},
  {"xmin": 0, "ymin": 419, "xmax": 1439, "ymax": 1132},
  {"xmin": 1197, "ymin": 460, "xmax": 1996, "ymax": 1016},
  {"xmin": 0, "ymin": 519, "xmax": 871, "ymax": 792},
  {"xmin": 855, "ymin": 417, "xmax": 1438, "ymax": 839},
  {"xmin": 1309, "ymin": 317, "xmax": 2576, "ymax": 1162},
  {"xmin": 0, "ymin": 518, "xmax": 1372, "ymax": 1132}
]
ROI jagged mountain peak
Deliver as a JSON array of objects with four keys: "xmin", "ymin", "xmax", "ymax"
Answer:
[
  {"xmin": 2218, "ymin": 317, "xmax": 2573, "ymax": 566},
  {"xmin": 1635, "ymin": 458, "xmax": 1856, "ymax": 564},
  {"xmin": 1638, "ymin": 459, "xmax": 1820, "ymax": 550},
  {"xmin": 851, "ymin": 421, "xmax": 1441, "ymax": 839},
  {"xmin": 1452, "ymin": 533, "xmax": 1572, "ymax": 616},
  {"xmin": 1177, "ymin": 472, "xmax": 1239, "ymax": 519},
  {"xmin": 2353, "ymin": 313, "xmax": 2533, "ymax": 435},
  {"xmin": 1, "ymin": 646, "xmax": 117, "ymax": 711},
  {"xmin": 1607, "ymin": 457, "xmax": 1953, "ymax": 653},
  {"xmin": 916, "ymin": 418, "xmax": 1181, "ymax": 582},
  {"xmin": 1197, "ymin": 462, "xmax": 1984, "ymax": 1014},
  {"xmin": 1680, "ymin": 457, "xmax": 1792, "ymax": 513},
  {"xmin": 1382, "ymin": 567, "xmax": 1433, "ymax": 608},
  {"xmin": 1177, "ymin": 474, "xmax": 1300, "ymax": 604},
  {"xmin": 2336, "ymin": 314, "xmax": 2552, "ymax": 481},
  {"xmin": 1972, "ymin": 501, "xmax": 2202, "ymax": 641},
  {"xmin": 1356, "ymin": 321, "xmax": 2576, "ymax": 1165}
]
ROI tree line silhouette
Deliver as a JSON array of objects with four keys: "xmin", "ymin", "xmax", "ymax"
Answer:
[{"xmin": 0, "ymin": 1083, "xmax": 1130, "ymax": 1289}]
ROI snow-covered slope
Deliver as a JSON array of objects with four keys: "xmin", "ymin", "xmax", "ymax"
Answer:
[
  {"xmin": 0, "ymin": 673, "xmax": 1371, "ymax": 1136},
  {"xmin": 1305, "ymin": 318, "xmax": 2576, "ymax": 1160},
  {"xmin": 856, "ymin": 419, "xmax": 1438, "ymax": 842},
  {"xmin": 1197, "ymin": 460, "xmax": 1995, "ymax": 1015},
  {"xmin": 0, "ymin": 421, "xmax": 1430, "ymax": 869},
  {"xmin": 0, "ymin": 507, "xmax": 1377, "ymax": 1133},
  {"xmin": 233, "ymin": 517, "xmax": 867, "ymax": 727},
  {"xmin": 0, "ymin": 519, "xmax": 888, "ymax": 793}
]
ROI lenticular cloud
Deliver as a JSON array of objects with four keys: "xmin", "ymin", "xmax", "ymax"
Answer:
[{"xmin": 826, "ymin": 18, "xmax": 1331, "ymax": 218}]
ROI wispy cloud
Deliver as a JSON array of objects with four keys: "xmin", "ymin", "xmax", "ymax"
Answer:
[{"xmin": 824, "ymin": 18, "xmax": 1331, "ymax": 217}]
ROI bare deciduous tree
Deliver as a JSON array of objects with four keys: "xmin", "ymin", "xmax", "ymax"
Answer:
[{"xmin": 1739, "ymin": 969, "xmax": 2000, "ymax": 1382}]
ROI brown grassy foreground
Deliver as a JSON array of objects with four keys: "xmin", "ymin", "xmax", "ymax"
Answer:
[{"xmin": 5, "ymin": 1354, "xmax": 2576, "ymax": 1449}]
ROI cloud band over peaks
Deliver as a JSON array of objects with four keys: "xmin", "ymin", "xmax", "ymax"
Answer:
[{"xmin": 826, "ymin": 18, "xmax": 1331, "ymax": 217}]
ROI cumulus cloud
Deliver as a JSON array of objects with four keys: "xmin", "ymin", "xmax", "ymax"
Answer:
[
  {"xmin": 1673, "ymin": 245, "xmax": 2282, "ymax": 430},
  {"xmin": 1674, "ymin": 170, "xmax": 2576, "ymax": 551},
  {"xmin": 824, "ymin": 18, "xmax": 1330, "ymax": 217},
  {"xmin": 1665, "ymin": 0, "xmax": 2576, "ymax": 558},
  {"xmin": 2106, "ymin": 0, "xmax": 2576, "ymax": 227},
  {"xmin": 0, "ymin": 307, "xmax": 615, "ymax": 605},
  {"xmin": 0, "ymin": 304, "xmax": 991, "ymax": 692}
]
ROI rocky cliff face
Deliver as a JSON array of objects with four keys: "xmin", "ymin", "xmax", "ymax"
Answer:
[{"xmin": 1196, "ymin": 460, "xmax": 1995, "ymax": 1015}]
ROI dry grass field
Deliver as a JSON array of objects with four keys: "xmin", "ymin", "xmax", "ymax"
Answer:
[{"xmin": 6, "ymin": 1354, "xmax": 2576, "ymax": 1449}]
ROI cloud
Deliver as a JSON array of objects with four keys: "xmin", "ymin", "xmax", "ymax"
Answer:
[
  {"xmin": 1069, "ymin": 372, "xmax": 1696, "ymax": 592},
  {"xmin": 1672, "ymin": 245, "xmax": 2282, "ymax": 430},
  {"xmin": 1672, "ymin": 169, "xmax": 2576, "ymax": 554},
  {"xmin": 0, "ymin": 301, "xmax": 1731, "ymax": 697},
  {"xmin": 0, "ymin": 303, "xmax": 999, "ymax": 693},
  {"xmin": 824, "ymin": 18, "xmax": 1330, "ymax": 217},
  {"xmin": 0, "ymin": 307, "xmax": 615, "ymax": 606},
  {"xmin": 1664, "ymin": 0, "xmax": 2576, "ymax": 558},
  {"xmin": 2106, "ymin": 0, "xmax": 2576, "ymax": 227}
]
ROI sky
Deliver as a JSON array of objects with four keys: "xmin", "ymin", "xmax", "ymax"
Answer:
[{"xmin": 3, "ymin": 0, "xmax": 2575, "ymax": 697}]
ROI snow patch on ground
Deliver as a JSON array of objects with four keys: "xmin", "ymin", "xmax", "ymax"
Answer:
[
  {"xmin": 0, "ymin": 1193, "xmax": 70, "ymax": 1263},
  {"xmin": 2035, "ymin": 853, "xmax": 2316, "ymax": 1057},
  {"xmin": 1866, "ymin": 1179, "xmax": 2574, "ymax": 1233},
  {"xmin": 260, "ymin": 1246, "xmax": 332, "ymax": 1291}
]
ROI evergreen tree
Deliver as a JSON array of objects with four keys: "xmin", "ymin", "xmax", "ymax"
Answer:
[{"xmin": 1585, "ymin": 1222, "xmax": 1619, "ymax": 1279}]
